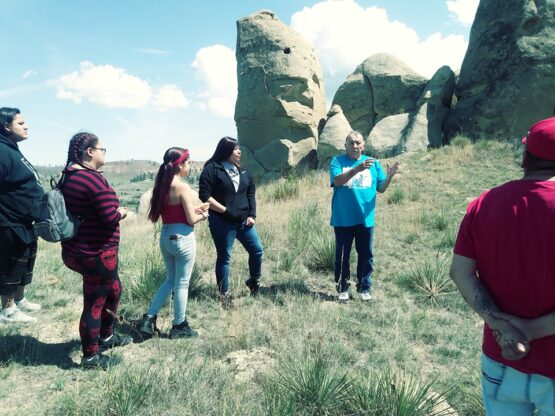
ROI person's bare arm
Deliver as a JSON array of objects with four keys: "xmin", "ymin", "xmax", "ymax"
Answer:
[
  {"xmin": 450, "ymin": 254, "xmax": 530, "ymax": 360},
  {"xmin": 206, "ymin": 197, "xmax": 226, "ymax": 213},
  {"xmin": 377, "ymin": 162, "xmax": 399, "ymax": 193},
  {"xmin": 178, "ymin": 184, "xmax": 207, "ymax": 224},
  {"xmin": 493, "ymin": 311, "xmax": 555, "ymax": 342}
]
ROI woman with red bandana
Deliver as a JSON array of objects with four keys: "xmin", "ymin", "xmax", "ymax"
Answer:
[
  {"xmin": 61, "ymin": 132, "xmax": 131, "ymax": 369},
  {"xmin": 137, "ymin": 147, "xmax": 208, "ymax": 339}
]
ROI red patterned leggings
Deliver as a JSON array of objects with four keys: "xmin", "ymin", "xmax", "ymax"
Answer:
[{"xmin": 62, "ymin": 248, "xmax": 122, "ymax": 357}]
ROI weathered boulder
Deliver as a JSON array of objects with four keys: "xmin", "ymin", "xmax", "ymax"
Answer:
[
  {"xmin": 317, "ymin": 105, "xmax": 353, "ymax": 166},
  {"xmin": 235, "ymin": 10, "xmax": 327, "ymax": 175},
  {"xmin": 444, "ymin": 0, "xmax": 555, "ymax": 140},
  {"xmin": 332, "ymin": 53, "xmax": 428, "ymax": 137},
  {"xmin": 367, "ymin": 65, "xmax": 455, "ymax": 157},
  {"xmin": 331, "ymin": 72, "xmax": 374, "ymax": 137}
]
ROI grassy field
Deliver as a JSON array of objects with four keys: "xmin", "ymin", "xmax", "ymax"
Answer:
[{"xmin": 0, "ymin": 139, "xmax": 522, "ymax": 415}]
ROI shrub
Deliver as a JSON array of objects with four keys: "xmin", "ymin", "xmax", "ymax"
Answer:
[
  {"xmin": 387, "ymin": 188, "xmax": 405, "ymax": 205},
  {"xmin": 267, "ymin": 353, "xmax": 353, "ymax": 415},
  {"xmin": 407, "ymin": 256, "xmax": 454, "ymax": 306},
  {"xmin": 306, "ymin": 235, "xmax": 335, "ymax": 273},
  {"xmin": 272, "ymin": 177, "xmax": 300, "ymax": 201},
  {"xmin": 288, "ymin": 203, "xmax": 322, "ymax": 250},
  {"xmin": 450, "ymin": 135, "xmax": 471, "ymax": 148},
  {"xmin": 423, "ymin": 209, "xmax": 449, "ymax": 232},
  {"xmin": 346, "ymin": 367, "xmax": 456, "ymax": 416}
]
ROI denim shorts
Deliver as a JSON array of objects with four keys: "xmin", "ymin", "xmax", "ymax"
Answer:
[{"xmin": 482, "ymin": 353, "xmax": 555, "ymax": 415}]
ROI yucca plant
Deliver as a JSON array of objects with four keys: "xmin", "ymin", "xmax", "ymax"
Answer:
[
  {"xmin": 124, "ymin": 248, "xmax": 167, "ymax": 304},
  {"xmin": 408, "ymin": 255, "xmax": 454, "ymax": 306},
  {"xmin": 272, "ymin": 177, "xmax": 300, "ymax": 201},
  {"xmin": 306, "ymin": 235, "xmax": 335, "ymax": 273},
  {"xmin": 347, "ymin": 367, "xmax": 456, "ymax": 416},
  {"xmin": 268, "ymin": 353, "xmax": 353, "ymax": 416},
  {"xmin": 387, "ymin": 188, "xmax": 405, "ymax": 205}
]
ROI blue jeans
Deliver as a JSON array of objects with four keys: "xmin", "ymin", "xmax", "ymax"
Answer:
[
  {"xmin": 333, "ymin": 225, "xmax": 373, "ymax": 293},
  {"xmin": 482, "ymin": 353, "xmax": 555, "ymax": 415},
  {"xmin": 208, "ymin": 214, "xmax": 263, "ymax": 294},
  {"xmin": 147, "ymin": 224, "xmax": 196, "ymax": 325}
]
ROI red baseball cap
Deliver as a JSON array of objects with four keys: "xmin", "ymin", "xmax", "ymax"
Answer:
[{"xmin": 522, "ymin": 117, "xmax": 555, "ymax": 161}]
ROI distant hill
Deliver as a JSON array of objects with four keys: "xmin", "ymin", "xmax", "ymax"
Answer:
[{"xmin": 35, "ymin": 159, "xmax": 204, "ymax": 184}]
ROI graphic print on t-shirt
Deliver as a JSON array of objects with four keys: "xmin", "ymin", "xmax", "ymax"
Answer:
[{"xmin": 343, "ymin": 167, "xmax": 372, "ymax": 189}]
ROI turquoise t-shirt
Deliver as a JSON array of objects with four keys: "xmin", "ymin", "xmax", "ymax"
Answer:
[{"xmin": 329, "ymin": 154, "xmax": 386, "ymax": 227}]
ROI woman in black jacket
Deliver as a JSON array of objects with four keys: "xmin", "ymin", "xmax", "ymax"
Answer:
[{"xmin": 199, "ymin": 137, "xmax": 263, "ymax": 308}]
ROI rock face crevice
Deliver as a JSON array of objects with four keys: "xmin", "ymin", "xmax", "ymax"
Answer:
[{"xmin": 235, "ymin": 10, "xmax": 326, "ymax": 177}]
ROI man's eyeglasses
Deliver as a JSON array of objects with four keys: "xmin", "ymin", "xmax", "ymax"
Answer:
[{"xmin": 91, "ymin": 147, "xmax": 107, "ymax": 154}]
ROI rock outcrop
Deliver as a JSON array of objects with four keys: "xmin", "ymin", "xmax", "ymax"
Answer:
[
  {"xmin": 367, "ymin": 65, "xmax": 455, "ymax": 157},
  {"xmin": 332, "ymin": 53, "xmax": 428, "ymax": 138},
  {"xmin": 235, "ymin": 10, "xmax": 327, "ymax": 176},
  {"xmin": 444, "ymin": 0, "xmax": 555, "ymax": 140},
  {"xmin": 317, "ymin": 105, "xmax": 353, "ymax": 166}
]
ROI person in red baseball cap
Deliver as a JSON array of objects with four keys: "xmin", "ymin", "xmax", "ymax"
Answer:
[{"xmin": 450, "ymin": 116, "xmax": 555, "ymax": 414}]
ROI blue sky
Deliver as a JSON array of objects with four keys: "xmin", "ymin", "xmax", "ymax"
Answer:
[{"xmin": 0, "ymin": 0, "xmax": 477, "ymax": 165}]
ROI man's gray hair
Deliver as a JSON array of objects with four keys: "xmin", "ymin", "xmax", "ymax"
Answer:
[{"xmin": 346, "ymin": 131, "xmax": 364, "ymax": 142}]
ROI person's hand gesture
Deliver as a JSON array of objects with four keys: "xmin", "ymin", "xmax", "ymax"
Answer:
[
  {"xmin": 117, "ymin": 206, "xmax": 129, "ymax": 219},
  {"xmin": 246, "ymin": 217, "xmax": 256, "ymax": 227},
  {"xmin": 386, "ymin": 161, "xmax": 400, "ymax": 177},
  {"xmin": 356, "ymin": 157, "xmax": 374, "ymax": 172}
]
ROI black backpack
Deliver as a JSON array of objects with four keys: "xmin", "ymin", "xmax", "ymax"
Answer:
[{"xmin": 34, "ymin": 172, "xmax": 80, "ymax": 242}]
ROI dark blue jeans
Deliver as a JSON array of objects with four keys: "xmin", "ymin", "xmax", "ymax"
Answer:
[
  {"xmin": 333, "ymin": 225, "xmax": 374, "ymax": 293},
  {"xmin": 208, "ymin": 214, "xmax": 263, "ymax": 294}
]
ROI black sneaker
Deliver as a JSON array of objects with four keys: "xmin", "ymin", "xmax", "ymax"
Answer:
[
  {"xmin": 99, "ymin": 333, "xmax": 133, "ymax": 352},
  {"xmin": 169, "ymin": 320, "xmax": 198, "ymax": 339},
  {"xmin": 245, "ymin": 278, "xmax": 260, "ymax": 296},
  {"xmin": 137, "ymin": 314, "xmax": 157, "ymax": 337},
  {"xmin": 81, "ymin": 352, "xmax": 116, "ymax": 370}
]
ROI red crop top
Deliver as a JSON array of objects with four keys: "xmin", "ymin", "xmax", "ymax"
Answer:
[{"xmin": 161, "ymin": 204, "xmax": 192, "ymax": 226}]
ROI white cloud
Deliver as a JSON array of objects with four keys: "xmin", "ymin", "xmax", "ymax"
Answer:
[
  {"xmin": 191, "ymin": 45, "xmax": 237, "ymax": 119},
  {"xmin": 290, "ymin": 0, "xmax": 468, "ymax": 79},
  {"xmin": 446, "ymin": 0, "xmax": 479, "ymax": 26},
  {"xmin": 153, "ymin": 84, "xmax": 190, "ymax": 111},
  {"xmin": 51, "ymin": 61, "xmax": 190, "ymax": 111},
  {"xmin": 52, "ymin": 61, "xmax": 152, "ymax": 108},
  {"xmin": 22, "ymin": 70, "xmax": 37, "ymax": 79}
]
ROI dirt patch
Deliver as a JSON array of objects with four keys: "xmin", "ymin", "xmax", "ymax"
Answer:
[{"xmin": 224, "ymin": 347, "xmax": 275, "ymax": 383}]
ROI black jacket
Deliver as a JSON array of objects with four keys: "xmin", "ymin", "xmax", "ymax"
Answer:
[
  {"xmin": 198, "ymin": 161, "xmax": 256, "ymax": 223},
  {"xmin": 0, "ymin": 134, "xmax": 44, "ymax": 244}
]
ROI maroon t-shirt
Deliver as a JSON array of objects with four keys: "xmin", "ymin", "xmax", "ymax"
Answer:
[
  {"xmin": 61, "ymin": 168, "xmax": 122, "ymax": 256},
  {"xmin": 454, "ymin": 179, "xmax": 555, "ymax": 378}
]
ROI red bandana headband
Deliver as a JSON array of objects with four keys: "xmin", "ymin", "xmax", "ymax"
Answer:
[{"xmin": 171, "ymin": 149, "xmax": 189, "ymax": 167}]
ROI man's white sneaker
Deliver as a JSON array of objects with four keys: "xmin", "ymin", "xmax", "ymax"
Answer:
[
  {"xmin": 0, "ymin": 306, "xmax": 37, "ymax": 324},
  {"xmin": 360, "ymin": 291, "xmax": 372, "ymax": 301},
  {"xmin": 15, "ymin": 297, "xmax": 41, "ymax": 313},
  {"xmin": 338, "ymin": 291, "xmax": 350, "ymax": 301}
]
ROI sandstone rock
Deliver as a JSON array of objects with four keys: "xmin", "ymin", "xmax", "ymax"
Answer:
[
  {"xmin": 361, "ymin": 53, "xmax": 427, "ymax": 118},
  {"xmin": 317, "ymin": 105, "xmax": 353, "ymax": 166},
  {"xmin": 331, "ymin": 72, "xmax": 374, "ymax": 136},
  {"xmin": 332, "ymin": 53, "xmax": 428, "ymax": 139},
  {"xmin": 444, "ymin": 0, "xmax": 555, "ymax": 140},
  {"xmin": 366, "ymin": 66, "xmax": 455, "ymax": 157},
  {"xmin": 235, "ymin": 10, "xmax": 327, "ymax": 175}
]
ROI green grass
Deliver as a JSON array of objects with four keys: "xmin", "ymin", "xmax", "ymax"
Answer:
[{"xmin": 0, "ymin": 139, "xmax": 521, "ymax": 415}]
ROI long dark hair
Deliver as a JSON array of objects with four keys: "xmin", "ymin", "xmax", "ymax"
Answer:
[
  {"xmin": 66, "ymin": 132, "xmax": 99, "ymax": 166},
  {"xmin": 0, "ymin": 107, "xmax": 20, "ymax": 136},
  {"xmin": 204, "ymin": 136, "xmax": 239, "ymax": 167},
  {"xmin": 148, "ymin": 147, "xmax": 189, "ymax": 223}
]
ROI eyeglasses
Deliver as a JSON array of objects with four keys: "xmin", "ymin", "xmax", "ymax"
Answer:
[{"xmin": 91, "ymin": 147, "xmax": 107, "ymax": 154}]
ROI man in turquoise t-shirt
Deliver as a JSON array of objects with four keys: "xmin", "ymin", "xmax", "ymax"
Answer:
[{"xmin": 330, "ymin": 131, "xmax": 399, "ymax": 301}]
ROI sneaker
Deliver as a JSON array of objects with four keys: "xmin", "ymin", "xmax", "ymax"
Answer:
[
  {"xmin": 0, "ymin": 306, "xmax": 37, "ymax": 324},
  {"xmin": 219, "ymin": 292, "xmax": 234, "ymax": 310},
  {"xmin": 169, "ymin": 320, "xmax": 198, "ymax": 339},
  {"xmin": 245, "ymin": 278, "xmax": 260, "ymax": 296},
  {"xmin": 15, "ymin": 298, "xmax": 41, "ymax": 313},
  {"xmin": 360, "ymin": 291, "xmax": 372, "ymax": 301},
  {"xmin": 81, "ymin": 352, "xmax": 116, "ymax": 370},
  {"xmin": 99, "ymin": 333, "xmax": 133, "ymax": 351},
  {"xmin": 137, "ymin": 314, "xmax": 157, "ymax": 337},
  {"xmin": 338, "ymin": 291, "xmax": 349, "ymax": 301}
]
